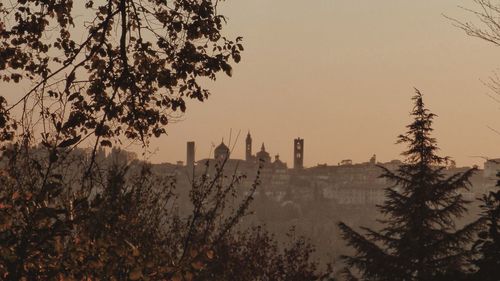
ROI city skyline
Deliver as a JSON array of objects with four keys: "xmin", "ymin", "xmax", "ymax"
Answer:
[
  {"xmin": 140, "ymin": 0, "xmax": 500, "ymax": 168},
  {"xmin": 160, "ymin": 132, "xmax": 490, "ymax": 169},
  {"xmin": 4, "ymin": 0, "xmax": 500, "ymax": 167},
  {"xmin": 2, "ymin": 1, "xmax": 500, "ymax": 279}
]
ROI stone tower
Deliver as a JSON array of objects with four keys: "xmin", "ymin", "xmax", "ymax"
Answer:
[
  {"xmin": 186, "ymin": 141, "xmax": 195, "ymax": 168},
  {"xmin": 246, "ymin": 132, "xmax": 252, "ymax": 161},
  {"xmin": 293, "ymin": 138, "xmax": 304, "ymax": 169}
]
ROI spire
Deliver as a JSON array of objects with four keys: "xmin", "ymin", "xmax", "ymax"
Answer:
[
  {"xmin": 261, "ymin": 143, "xmax": 265, "ymax": 151},
  {"xmin": 245, "ymin": 132, "xmax": 252, "ymax": 161}
]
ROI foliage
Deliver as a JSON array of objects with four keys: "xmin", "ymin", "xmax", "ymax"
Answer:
[
  {"xmin": 0, "ymin": 0, "xmax": 242, "ymax": 146},
  {"xmin": 338, "ymin": 90, "xmax": 480, "ymax": 281},
  {"xmin": 0, "ymin": 1, "xmax": 339, "ymax": 280},
  {"xmin": 0, "ymin": 146, "xmax": 333, "ymax": 280},
  {"xmin": 0, "ymin": 145, "xmax": 73, "ymax": 280},
  {"xmin": 199, "ymin": 226, "xmax": 335, "ymax": 281},
  {"xmin": 0, "ymin": 1, "xmax": 336, "ymax": 280},
  {"xmin": 449, "ymin": 4, "xmax": 500, "ymax": 278},
  {"xmin": 469, "ymin": 172, "xmax": 500, "ymax": 281}
]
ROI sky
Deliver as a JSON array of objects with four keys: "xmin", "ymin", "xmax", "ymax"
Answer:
[
  {"xmin": 144, "ymin": 0, "xmax": 500, "ymax": 168},
  {"xmin": 5, "ymin": 0, "xmax": 500, "ymax": 168}
]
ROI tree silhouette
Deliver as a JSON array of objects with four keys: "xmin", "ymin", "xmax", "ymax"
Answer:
[
  {"xmin": 338, "ymin": 89, "xmax": 480, "ymax": 281},
  {"xmin": 198, "ymin": 226, "xmax": 335, "ymax": 281},
  {"xmin": 447, "ymin": 0, "xmax": 500, "ymax": 102},
  {"xmin": 0, "ymin": 2, "xmax": 338, "ymax": 280},
  {"xmin": 0, "ymin": 146, "xmax": 334, "ymax": 280},
  {"xmin": 469, "ymin": 171, "xmax": 500, "ymax": 281},
  {"xmin": 0, "ymin": 0, "xmax": 242, "ymax": 147}
]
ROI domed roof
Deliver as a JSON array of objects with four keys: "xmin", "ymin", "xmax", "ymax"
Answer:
[
  {"xmin": 256, "ymin": 143, "xmax": 271, "ymax": 163},
  {"xmin": 272, "ymin": 154, "xmax": 287, "ymax": 169},
  {"xmin": 215, "ymin": 141, "xmax": 229, "ymax": 153},
  {"xmin": 214, "ymin": 140, "xmax": 230, "ymax": 160}
]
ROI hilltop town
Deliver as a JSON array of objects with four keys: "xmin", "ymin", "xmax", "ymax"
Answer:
[
  {"xmin": 70, "ymin": 133, "xmax": 495, "ymax": 264},
  {"xmin": 14, "ymin": 133, "xmax": 494, "ymax": 267},
  {"xmin": 107, "ymin": 132, "xmax": 497, "ymax": 206}
]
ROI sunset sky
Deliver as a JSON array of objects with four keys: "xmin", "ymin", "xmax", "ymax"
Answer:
[
  {"xmin": 144, "ymin": 0, "xmax": 500, "ymax": 168},
  {"xmin": 5, "ymin": 0, "xmax": 500, "ymax": 168}
]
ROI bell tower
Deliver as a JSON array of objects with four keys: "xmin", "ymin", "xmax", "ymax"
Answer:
[
  {"xmin": 293, "ymin": 138, "xmax": 304, "ymax": 169},
  {"xmin": 186, "ymin": 141, "xmax": 195, "ymax": 169},
  {"xmin": 245, "ymin": 132, "xmax": 252, "ymax": 161}
]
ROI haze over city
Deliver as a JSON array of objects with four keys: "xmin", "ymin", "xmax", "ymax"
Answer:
[
  {"xmin": 140, "ymin": 0, "xmax": 500, "ymax": 167},
  {"xmin": 5, "ymin": 0, "xmax": 500, "ymax": 279}
]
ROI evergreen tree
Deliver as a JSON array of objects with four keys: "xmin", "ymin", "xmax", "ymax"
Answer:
[
  {"xmin": 338, "ymin": 89, "xmax": 479, "ymax": 281},
  {"xmin": 470, "ymin": 172, "xmax": 500, "ymax": 281}
]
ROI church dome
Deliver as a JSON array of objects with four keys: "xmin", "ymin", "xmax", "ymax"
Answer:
[
  {"xmin": 256, "ymin": 143, "xmax": 271, "ymax": 163},
  {"xmin": 214, "ymin": 140, "xmax": 230, "ymax": 160},
  {"xmin": 272, "ymin": 154, "xmax": 287, "ymax": 169}
]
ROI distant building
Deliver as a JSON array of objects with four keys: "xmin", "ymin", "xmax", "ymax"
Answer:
[
  {"xmin": 272, "ymin": 154, "xmax": 287, "ymax": 170},
  {"xmin": 153, "ymin": 135, "xmax": 487, "ymax": 206},
  {"xmin": 83, "ymin": 137, "xmax": 493, "ymax": 207},
  {"xmin": 484, "ymin": 158, "xmax": 500, "ymax": 179},
  {"xmin": 109, "ymin": 147, "xmax": 137, "ymax": 164},
  {"xmin": 246, "ymin": 132, "xmax": 254, "ymax": 162},
  {"xmin": 186, "ymin": 141, "xmax": 195, "ymax": 168},
  {"xmin": 294, "ymin": 138, "xmax": 304, "ymax": 169},
  {"xmin": 214, "ymin": 140, "xmax": 230, "ymax": 160},
  {"xmin": 256, "ymin": 143, "xmax": 271, "ymax": 164},
  {"xmin": 271, "ymin": 154, "xmax": 289, "ymax": 186},
  {"xmin": 340, "ymin": 159, "xmax": 352, "ymax": 166}
]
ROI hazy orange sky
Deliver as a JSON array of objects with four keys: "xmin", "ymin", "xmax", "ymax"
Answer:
[
  {"xmin": 146, "ymin": 0, "xmax": 500, "ymax": 168},
  {"xmin": 5, "ymin": 0, "xmax": 500, "ymax": 168}
]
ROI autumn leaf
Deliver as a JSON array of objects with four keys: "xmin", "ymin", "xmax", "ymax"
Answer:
[
  {"xmin": 11, "ymin": 191, "xmax": 19, "ymax": 200},
  {"xmin": 184, "ymin": 272, "xmax": 193, "ymax": 281},
  {"xmin": 205, "ymin": 249, "xmax": 214, "ymax": 260},
  {"xmin": 171, "ymin": 272, "xmax": 182, "ymax": 281},
  {"xmin": 191, "ymin": 260, "xmax": 205, "ymax": 271},
  {"xmin": 129, "ymin": 268, "xmax": 142, "ymax": 280},
  {"xmin": 0, "ymin": 203, "xmax": 12, "ymax": 209},
  {"xmin": 189, "ymin": 248, "xmax": 198, "ymax": 258},
  {"xmin": 132, "ymin": 247, "xmax": 140, "ymax": 257}
]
